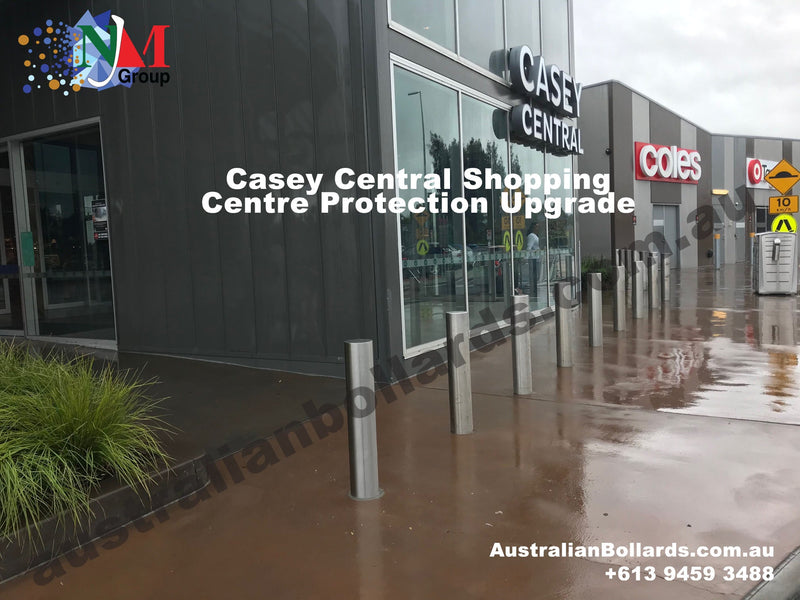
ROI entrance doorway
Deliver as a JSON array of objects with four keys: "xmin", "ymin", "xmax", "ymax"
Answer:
[
  {"xmin": 652, "ymin": 204, "xmax": 680, "ymax": 269},
  {"xmin": 2, "ymin": 124, "xmax": 115, "ymax": 344},
  {"xmin": 0, "ymin": 150, "xmax": 23, "ymax": 332}
]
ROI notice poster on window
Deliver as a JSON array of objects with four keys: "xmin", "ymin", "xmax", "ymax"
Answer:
[{"xmin": 92, "ymin": 198, "xmax": 109, "ymax": 240}]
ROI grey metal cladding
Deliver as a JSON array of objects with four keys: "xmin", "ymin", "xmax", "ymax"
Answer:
[
  {"xmin": 0, "ymin": 0, "xmax": 380, "ymax": 371},
  {"xmin": 648, "ymin": 102, "xmax": 681, "ymax": 205}
]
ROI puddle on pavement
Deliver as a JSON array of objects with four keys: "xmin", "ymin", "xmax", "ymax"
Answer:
[{"xmin": 586, "ymin": 275, "xmax": 800, "ymax": 425}]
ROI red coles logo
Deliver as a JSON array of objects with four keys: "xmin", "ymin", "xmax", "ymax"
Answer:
[{"xmin": 635, "ymin": 142, "xmax": 702, "ymax": 184}]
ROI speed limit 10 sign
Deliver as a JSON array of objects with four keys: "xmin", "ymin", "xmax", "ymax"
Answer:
[{"xmin": 769, "ymin": 195, "xmax": 799, "ymax": 215}]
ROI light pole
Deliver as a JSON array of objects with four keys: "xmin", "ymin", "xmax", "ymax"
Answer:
[
  {"xmin": 408, "ymin": 90, "xmax": 439, "ymax": 295},
  {"xmin": 408, "ymin": 91, "xmax": 427, "ymax": 175}
]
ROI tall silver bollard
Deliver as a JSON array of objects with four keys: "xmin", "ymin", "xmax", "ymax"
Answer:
[
  {"xmin": 713, "ymin": 233, "xmax": 721, "ymax": 270},
  {"xmin": 613, "ymin": 265, "xmax": 626, "ymax": 331},
  {"xmin": 632, "ymin": 260, "xmax": 645, "ymax": 319},
  {"xmin": 624, "ymin": 250, "xmax": 631, "ymax": 283},
  {"xmin": 555, "ymin": 282, "xmax": 573, "ymax": 367},
  {"xmin": 648, "ymin": 253, "xmax": 660, "ymax": 310},
  {"xmin": 511, "ymin": 295, "xmax": 533, "ymax": 394},
  {"xmin": 345, "ymin": 340, "xmax": 382, "ymax": 501},
  {"xmin": 661, "ymin": 256, "xmax": 670, "ymax": 303},
  {"xmin": 446, "ymin": 311, "xmax": 473, "ymax": 434},
  {"xmin": 588, "ymin": 273, "xmax": 602, "ymax": 347}
]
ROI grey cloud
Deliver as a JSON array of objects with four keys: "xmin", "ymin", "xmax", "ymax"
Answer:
[{"xmin": 574, "ymin": 0, "xmax": 800, "ymax": 138}]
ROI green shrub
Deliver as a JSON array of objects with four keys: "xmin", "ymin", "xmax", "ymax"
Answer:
[
  {"xmin": 581, "ymin": 255, "xmax": 615, "ymax": 291},
  {"xmin": 0, "ymin": 342, "xmax": 170, "ymax": 545}
]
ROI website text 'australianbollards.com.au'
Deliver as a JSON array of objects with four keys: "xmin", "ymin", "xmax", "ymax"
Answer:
[{"xmin": 200, "ymin": 167, "xmax": 635, "ymax": 220}]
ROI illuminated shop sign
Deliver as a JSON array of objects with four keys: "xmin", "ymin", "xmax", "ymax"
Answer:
[
  {"xmin": 746, "ymin": 157, "xmax": 779, "ymax": 189},
  {"xmin": 635, "ymin": 142, "xmax": 701, "ymax": 184},
  {"xmin": 508, "ymin": 46, "xmax": 583, "ymax": 156}
]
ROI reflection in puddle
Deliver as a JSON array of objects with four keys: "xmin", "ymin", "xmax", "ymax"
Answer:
[{"xmin": 588, "ymin": 286, "xmax": 800, "ymax": 424}]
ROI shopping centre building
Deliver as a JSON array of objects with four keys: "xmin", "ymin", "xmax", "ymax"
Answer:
[
  {"xmin": 0, "ymin": 1, "xmax": 579, "ymax": 378},
  {"xmin": 578, "ymin": 81, "xmax": 800, "ymax": 268}
]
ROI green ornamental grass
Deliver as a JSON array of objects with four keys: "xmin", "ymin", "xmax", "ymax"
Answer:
[{"xmin": 0, "ymin": 342, "xmax": 170, "ymax": 546}]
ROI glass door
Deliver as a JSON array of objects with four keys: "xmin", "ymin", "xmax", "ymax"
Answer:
[
  {"xmin": 0, "ymin": 149, "xmax": 23, "ymax": 332},
  {"xmin": 19, "ymin": 126, "xmax": 115, "ymax": 340}
]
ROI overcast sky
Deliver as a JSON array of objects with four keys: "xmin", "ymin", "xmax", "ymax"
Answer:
[{"xmin": 573, "ymin": 0, "xmax": 800, "ymax": 139}]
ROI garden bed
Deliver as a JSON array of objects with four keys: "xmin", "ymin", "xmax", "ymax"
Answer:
[{"xmin": 0, "ymin": 341, "xmax": 208, "ymax": 581}]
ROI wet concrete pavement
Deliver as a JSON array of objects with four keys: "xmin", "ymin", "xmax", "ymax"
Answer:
[{"xmin": 2, "ymin": 264, "xmax": 800, "ymax": 599}]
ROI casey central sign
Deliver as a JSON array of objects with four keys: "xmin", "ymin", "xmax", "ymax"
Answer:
[{"xmin": 508, "ymin": 46, "xmax": 583, "ymax": 156}]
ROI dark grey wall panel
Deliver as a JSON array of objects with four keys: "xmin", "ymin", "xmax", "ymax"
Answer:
[
  {"xmin": 364, "ymin": 0, "xmax": 397, "ymax": 376},
  {"xmin": 577, "ymin": 85, "xmax": 612, "ymax": 258},
  {"xmin": 173, "ymin": 0, "xmax": 226, "ymax": 354},
  {"xmin": 696, "ymin": 128, "xmax": 713, "ymax": 267},
  {"xmin": 309, "ymin": 0, "xmax": 365, "ymax": 357},
  {"xmin": 205, "ymin": 1, "xmax": 256, "ymax": 355},
  {"xmin": 237, "ymin": 1, "xmax": 290, "ymax": 358},
  {"xmin": 272, "ymin": 0, "xmax": 327, "ymax": 360},
  {"xmin": 123, "ymin": 4, "xmax": 169, "ymax": 351},
  {"xmin": 610, "ymin": 82, "xmax": 635, "ymax": 249},
  {"xmin": 149, "ymin": 0, "xmax": 197, "ymax": 352},
  {"xmin": 1, "ymin": 0, "xmax": 380, "ymax": 373},
  {"xmin": 648, "ymin": 102, "xmax": 681, "ymax": 205}
]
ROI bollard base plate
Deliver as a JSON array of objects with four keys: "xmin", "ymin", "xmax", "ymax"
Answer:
[{"xmin": 349, "ymin": 488, "xmax": 385, "ymax": 501}]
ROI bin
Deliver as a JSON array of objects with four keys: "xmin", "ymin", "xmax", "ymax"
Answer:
[{"xmin": 753, "ymin": 231, "xmax": 797, "ymax": 295}]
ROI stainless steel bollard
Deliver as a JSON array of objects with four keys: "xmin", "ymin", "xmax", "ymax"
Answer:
[
  {"xmin": 588, "ymin": 273, "xmax": 602, "ymax": 347},
  {"xmin": 648, "ymin": 253, "xmax": 660, "ymax": 310},
  {"xmin": 714, "ymin": 234, "xmax": 721, "ymax": 270},
  {"xmin": 555, "ymin": 282, "xmax": 573, "ymax": 367},
  {"xmin": 661, "ymin": 256, "xmax": 670, "ymax": 303},
  {"xmin": 613, "ymin": 265, "xmax": 626, "ymax": 332},
  {"xmin": 345, "ymin": 340, "xmax": 382, "ymax": 500},
  {"xmin": 624, "ymin": 250, "xmax": 631, "ymax": 281},
  {"xmin": 511, "ymin": 295, "xmax": 533, "ymax": 394},
  {"xmin": 446, "ymin": 311, "xmax": 473, "ymax": 434},
  {"xmin": 632, "ymin": 260, "xmax": 645, "ymax": 319}
]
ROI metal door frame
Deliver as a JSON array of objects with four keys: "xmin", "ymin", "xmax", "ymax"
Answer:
[{"xmin": 1, "ymin": 118, "xmax": 117, "ymax": 349}]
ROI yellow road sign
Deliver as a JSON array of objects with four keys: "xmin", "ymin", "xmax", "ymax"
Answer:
[
  {"xmin": 501, "ymin": 215, "xmax": 526, "ymax": 230},
  {"xmin": 771, "ymin": 213, "xmax": 797, "ymax": 233},
  {"xmin": 515, "ymin": 230, "xmax": 524, "ymax": 251},
  {"xmin": 765, "ymin": 159, "xmax": 800, "ymax": 195},
  {"xmin": 769, "ymin": 195, "xmax": 799, "ymax": 215},
  {"xmin": 503, "ymin": 230, "xmax": 511, "ymax": 252},
  {"xmin": 416, "ymin": 239, "xmax": 430, "ymax": 255}
]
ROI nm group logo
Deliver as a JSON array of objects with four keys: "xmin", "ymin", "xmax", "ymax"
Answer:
[{"xmin": 17, "ymin": 10, "xmax": 170, "ymax": 95}]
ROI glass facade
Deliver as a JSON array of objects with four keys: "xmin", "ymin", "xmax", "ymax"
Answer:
[
  {"xmin": 545, "ymin": 154, "xmax": 576, "ymax": 305},
  {"xmin": 506, "ymin": 0, "xmax": 541, "ymax": 52},
  {"xmin": 510, "ymin": 143, "xmax": 548, "ymax": 311},
  {"xmin": 391, "ymin": 0, "xmax": 564, "ymax": 79},
  {"xmin": 395, "ymin": 67, "xmax": 465, "ymax": 348},
  {"xmin": 462, "ymin": 96, "xmax": 509, "ymax": 329},
  {"xmin": 458, "ymin": 0, "xmax": 505, "ymax": 77},
  {"xmin": 541, "ymin": 0, "xmax": 571, "ymax": 70},
  {"xmin": 22, "ymin": 127, "xmax": 115, "ymax": 340},
  {"xmin": 391, "ymin": 0, "xmax": 456, "ymax": 52},
  {"xmin": 393, "ymin": 64, "xmax": 577, "ymax": 351},
  {"xmin": 0, "ymin": 151, "xmax": 23, "ymax": 331},
  {"xmin": 392, "ymin": 0, "xmax": 576, "ymax": 350}
]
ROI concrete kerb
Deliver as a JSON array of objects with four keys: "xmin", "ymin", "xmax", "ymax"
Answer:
[
  {"xmin": 742, "ymin": 545, "xmax": 800, "ymax": 600},
  {"xmin": 0, "ymin": 453, "xmax": 209, "ymax": 585}
]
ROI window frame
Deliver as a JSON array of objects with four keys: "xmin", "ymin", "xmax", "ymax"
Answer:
[{"xmin": 391, "ymin": 55, "xmax": 563, "ymax": 357}]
